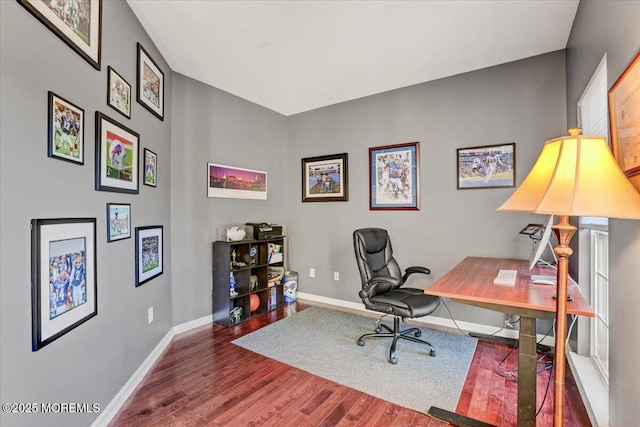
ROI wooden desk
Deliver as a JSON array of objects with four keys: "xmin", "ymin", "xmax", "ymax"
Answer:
[{"xmin": 424, "ymin": 256, "xmax": 594, "ymax": 427}]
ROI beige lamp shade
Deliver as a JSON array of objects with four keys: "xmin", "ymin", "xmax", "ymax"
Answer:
[{"xmin": 498, "ymin": 129, "xmax": 640, "ymax": 219}]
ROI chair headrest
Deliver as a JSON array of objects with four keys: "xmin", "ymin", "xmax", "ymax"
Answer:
[{"xmin": 354, "ymin": 228, "xmax": 389, "ymax": 254}]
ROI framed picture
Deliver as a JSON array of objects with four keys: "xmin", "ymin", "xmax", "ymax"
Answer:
[
  {"xmin": 135, "ymin": 225, "xmax": 163, "ymax": 286},
  {"xmin": 31, "ymin": 218, "xmax": 97, "ymax": 351},
  {"xmin": 609, "ymin": 52, "xmax": 640, "ymax": 177},
  {"xmin": 137, "ymin": 43, "xmax": 164, "ymax": 120},
  {"xmin": 207, "ymin": 163, "xmax": 267, "ymax": 200},
  {"xmin": 48, "ymin": 91, "xmax": 84, "ymax": 164},
  {"xmin": 143, "ymin": 148, "xmax": 157, "ymax": 187},
  {"xmin": 18, "ymin": 0, "xmax": 102, "ymax": 70},
  {"xmin": 95, "ymin": 112, "xmax": 139, "ymax": 194},
  {"xmin": 107, "ymin": 66, "xmax": 131, "ymax": 119},
  {"xmin": 106, "ymin": 203, "xmax": 131, "ymax": 242},
  {"xmin": 457, "ymin": 143, "xmax": 516, "ymax": 189},
  {"xmin": 369, "ymin": 142, "xmax": 420, "ymax": 210},
  {"xmin": 301, "ymin": 153, "xmax": 348, "ymax": 202}
]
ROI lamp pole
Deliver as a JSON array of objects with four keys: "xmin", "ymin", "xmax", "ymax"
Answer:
[{"xmin": 551, "ymin": 215, "xmax": 577, "ymax": 427}]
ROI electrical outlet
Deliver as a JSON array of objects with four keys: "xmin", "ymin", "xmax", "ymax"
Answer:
[
  {"xmin": 334, "ymin": 271, "xmax": 340, "ymax": 281},
  {"xmin": 309, "ymin": 268, "xmax": 315, "ymax": 278},
  {"xmin": 148, "ymin": 306, "xmax": 154, "ymax": 324}
]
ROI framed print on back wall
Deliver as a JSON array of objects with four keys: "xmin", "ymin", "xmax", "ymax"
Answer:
[{"xmin": 369, "ymin": 142, "xmax": 420, "ymax": 210}]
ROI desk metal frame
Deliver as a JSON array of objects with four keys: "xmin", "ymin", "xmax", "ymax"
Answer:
[{"xmin": 424, "ymin": 257, "xmax": 594, "ymax": 427}]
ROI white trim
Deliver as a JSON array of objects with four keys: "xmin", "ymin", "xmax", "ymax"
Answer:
[
  {"xmin": 91, "ymin": 315, "xmax": 214, "ymax": 427},
  {"xmin": 172, "ymin": 314, "xmax": 213, "ymax": 335},
  {"xmin": 94, "ymin": 292, "xmax": 560, "ymax": 426},
  {"xmin": 568, "ymin": 350, "xmax": 609, "ymax": 427},
  {"xmin": 296, "ymin": 292, "xmax": 555, "ymax": 347}
]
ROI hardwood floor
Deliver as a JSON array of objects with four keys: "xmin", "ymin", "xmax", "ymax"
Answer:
[{"xmin": 109, "ymin": 301, "xmax": 591, "ymax": 426}]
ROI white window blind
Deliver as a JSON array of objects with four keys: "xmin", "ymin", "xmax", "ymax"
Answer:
[{"xmin": 578, "ymin": 54, "xmax": 609, "ymax": 228}]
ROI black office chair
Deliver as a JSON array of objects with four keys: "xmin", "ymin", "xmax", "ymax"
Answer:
[{"xmin": 353, "ymin": 228, "xmax": 441, "ymax": 364}]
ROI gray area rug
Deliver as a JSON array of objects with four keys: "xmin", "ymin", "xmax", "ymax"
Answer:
[{"xmin": 232, "ymin": 306, "xmax": 477, "ymax": 414}]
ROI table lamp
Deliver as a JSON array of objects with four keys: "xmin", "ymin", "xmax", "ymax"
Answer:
[{"xmin": 497, "ymin": 129, "xmax": 640, "ymax": 426}]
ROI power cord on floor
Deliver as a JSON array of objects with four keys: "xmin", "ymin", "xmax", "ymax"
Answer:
[{"xmin": 440, "ymin": 298, "xmax": 517, "ymax": 338}]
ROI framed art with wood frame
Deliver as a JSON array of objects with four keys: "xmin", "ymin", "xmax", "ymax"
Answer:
[
  {"xmin": 18, "ymin": 0, "xmax": 102, "ymax": 70},
  {"xmin": 609, "ymin": 52, "xmax": 640, "ymax": 178},
  {"xmin": 31, "ymin": 217, "xmax": 97, "ymax": 351},
  {"xmin": 106, "ymin": 203, "xmax": 131, "ymax": 242},
  {"xmin": 301, "ymin": 153, "xmax": 348, "ymax": 202},
  {"xmin": 137, "ymin": 43, "xmax": 164, "ymax": 120},
  {"xmin": 369, "ymin": 142, "xmax": 420, "ymax": 210},
  {"xmin": 135, "ymin": 225, "xmax": 163, "ymax": 286},
  {"xmin": 107, "ymin": 66, "xmax": 131, "ymax": 119},
  {"xmin": 95, "ymin": 112, "xmax": 139, "ymax": 194},
  {"xmin": 457, "ymin": 143, "xmax": 516, "ymax": 189},
  {"xmin": 48, "ymin": 91, "xmax": 84, "ymax": 164}
]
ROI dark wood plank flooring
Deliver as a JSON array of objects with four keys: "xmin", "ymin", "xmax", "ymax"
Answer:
[{"xmin": 109, "ymin": 301, "xmax": 591, "ymax": 426}]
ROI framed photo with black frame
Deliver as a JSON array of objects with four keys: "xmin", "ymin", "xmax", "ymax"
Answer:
[
  {"xmin": 106, "ymin": 203, "xmax": 131, "ymax": 242},
  {"xmin": 135, "ymin": 225, "xmax": 163, "ymax": 286},
  {"xmin": 18, "ymin": 0, "xmax": 102, "ymax": 70},
  {"xmin": 95, "ymin": 112, "xmax": 139, "ymax": 194},
  {"xmin": 48, "ymin": 91, "xmax": 84, "ymax": 164},
  {"xmin": 457, "ymin": 142, "xmax": 516, "ymax": 189},
  {"xmin": 107, "ymin": 66, "xmax": 131, "ymax": 119},
  {"xmin": 137, "ymin": 43, "xmax": 164, "ymax": 120},
  {"xmin": 31, "ymin": 217, "xmax": 97, "ymax": 351},
  {"xmin": 301, "ymin": 153, "xmax": 348, "ymax": 202},
  {"xmin": 369, "ymin": 142, "xmax": 420, "ymax": 210},
  {"xmin": 143, "ymin": 148, "xmax": 157, "ymax": 187}
]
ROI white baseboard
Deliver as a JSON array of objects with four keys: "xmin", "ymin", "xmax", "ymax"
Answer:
[
  {"xmin": 296, "ymin": 292, "xmax": 556, "ymax": 347},
  {"xmin": 91, "ymin": 315, "xmax": 213, "ymax": 427},
  {"xmin": 94, "ymin": 292, "xmax": 556, "ymax": 426}
]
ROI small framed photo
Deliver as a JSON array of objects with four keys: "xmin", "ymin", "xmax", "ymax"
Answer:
[
  {"xmin": 207, "ymin": 163, "xmax": 267, "ymax": 200},
  {"xmin": 457, "ymin": 143, "xmax": 516, "ymax": 189},
  {"xmin": 143, "ymin": 148, "xmax": 157, "ymax": 187},
  {"xmin": 369, "ymin": 142, "xmax": 420, "ymax": 210},
  {"xmin": 107, "ymin": 66, "xmax": 131, "ymax": 119},
  {"xmin": 95, "ymin": 112, "xmax": 139, "ymax": 194},
  {"xmin": 609, "ymin": 52, "xmax": 640, "ymax": 177},
  {"xmin": 18, "ymin": 0, "xmax": 102, "ymax": 70},
  {"xmin": 31, "ymin": 218, "xmax": 97, "ymax": 351},
  {"xmin": 135, "ymin": 225, "xmax": 163, "ymax": 287},
  {"xmin": 48, "ymin": 91, "xmax": 84, "ymax": 164},
  {"xmin": 106, "ymin": 203, "xmax": 131, "ymax": 242},
  {"xmin": 301, "ymin": 153, "xmax": 348, "ymax": 202},
  {"xmin": 137, "ymin": 43, "xmax": 164, "ymax": 120}
]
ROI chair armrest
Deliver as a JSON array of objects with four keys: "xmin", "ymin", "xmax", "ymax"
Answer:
[
  {"xmin": 401, "ymin": 266, "xmax": 431, "ymax": 284},
  {"xmin": 361, "ymin": 275, "xmax": 400, "ymax": 299}
]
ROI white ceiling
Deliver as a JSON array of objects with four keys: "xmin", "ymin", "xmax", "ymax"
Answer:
[{"xmin": 126, "ymin": 0, "xmax": 579, "ymax": 116}]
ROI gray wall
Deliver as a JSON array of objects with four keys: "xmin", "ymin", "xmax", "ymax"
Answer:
[
  {"xmin": 286, "ymin": 51, "xmax": 567, "ymax": 326},
  {"xmin": 0, "ymin": 2, "xmax": 172, "ymax": 426},
  {"xmin": 566, "ymin": 1, "xmax": 640, "ymax": 425},
  {"xmin": 170, "ymin": 74, "xmax": 287, "ymax": 325}
]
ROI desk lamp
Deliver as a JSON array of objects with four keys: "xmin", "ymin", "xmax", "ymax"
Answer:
[{"xmin": 497, "ymin": 129, "xmax": 640, "ymax": 426}]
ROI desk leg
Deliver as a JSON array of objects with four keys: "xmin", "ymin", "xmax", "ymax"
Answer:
[{"xmin": 518, "ymin": 317, "xmax": 537, "ymax": 427}]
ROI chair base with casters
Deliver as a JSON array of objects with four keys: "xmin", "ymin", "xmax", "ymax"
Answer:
[{"xmin": 357, "ymin": 316, "xmax": 435, "ymax": 364}]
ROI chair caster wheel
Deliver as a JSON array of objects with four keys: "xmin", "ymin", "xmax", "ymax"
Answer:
[
  {"xmin": 414, "ymin": 330, "xmax": 422, "ymax": 337},
  {"xmin": 357, "ymin": 339, "xmax": 365, "ymax": 346},
  {"xmin": 389, "ymin": 357, "xmax": 398, "ymax": 364},
  {"xmin": 375, "ymin": 326, "xmax": 383, "ymax": 333},
  {"xmin": 429, "ymin": 349, "xmax": 436, "ymax": 357}
]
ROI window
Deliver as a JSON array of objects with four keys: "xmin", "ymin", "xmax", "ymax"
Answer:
[{"xmin": 577, "ymin": 53, "xmax": 609, "ymax": 382}]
